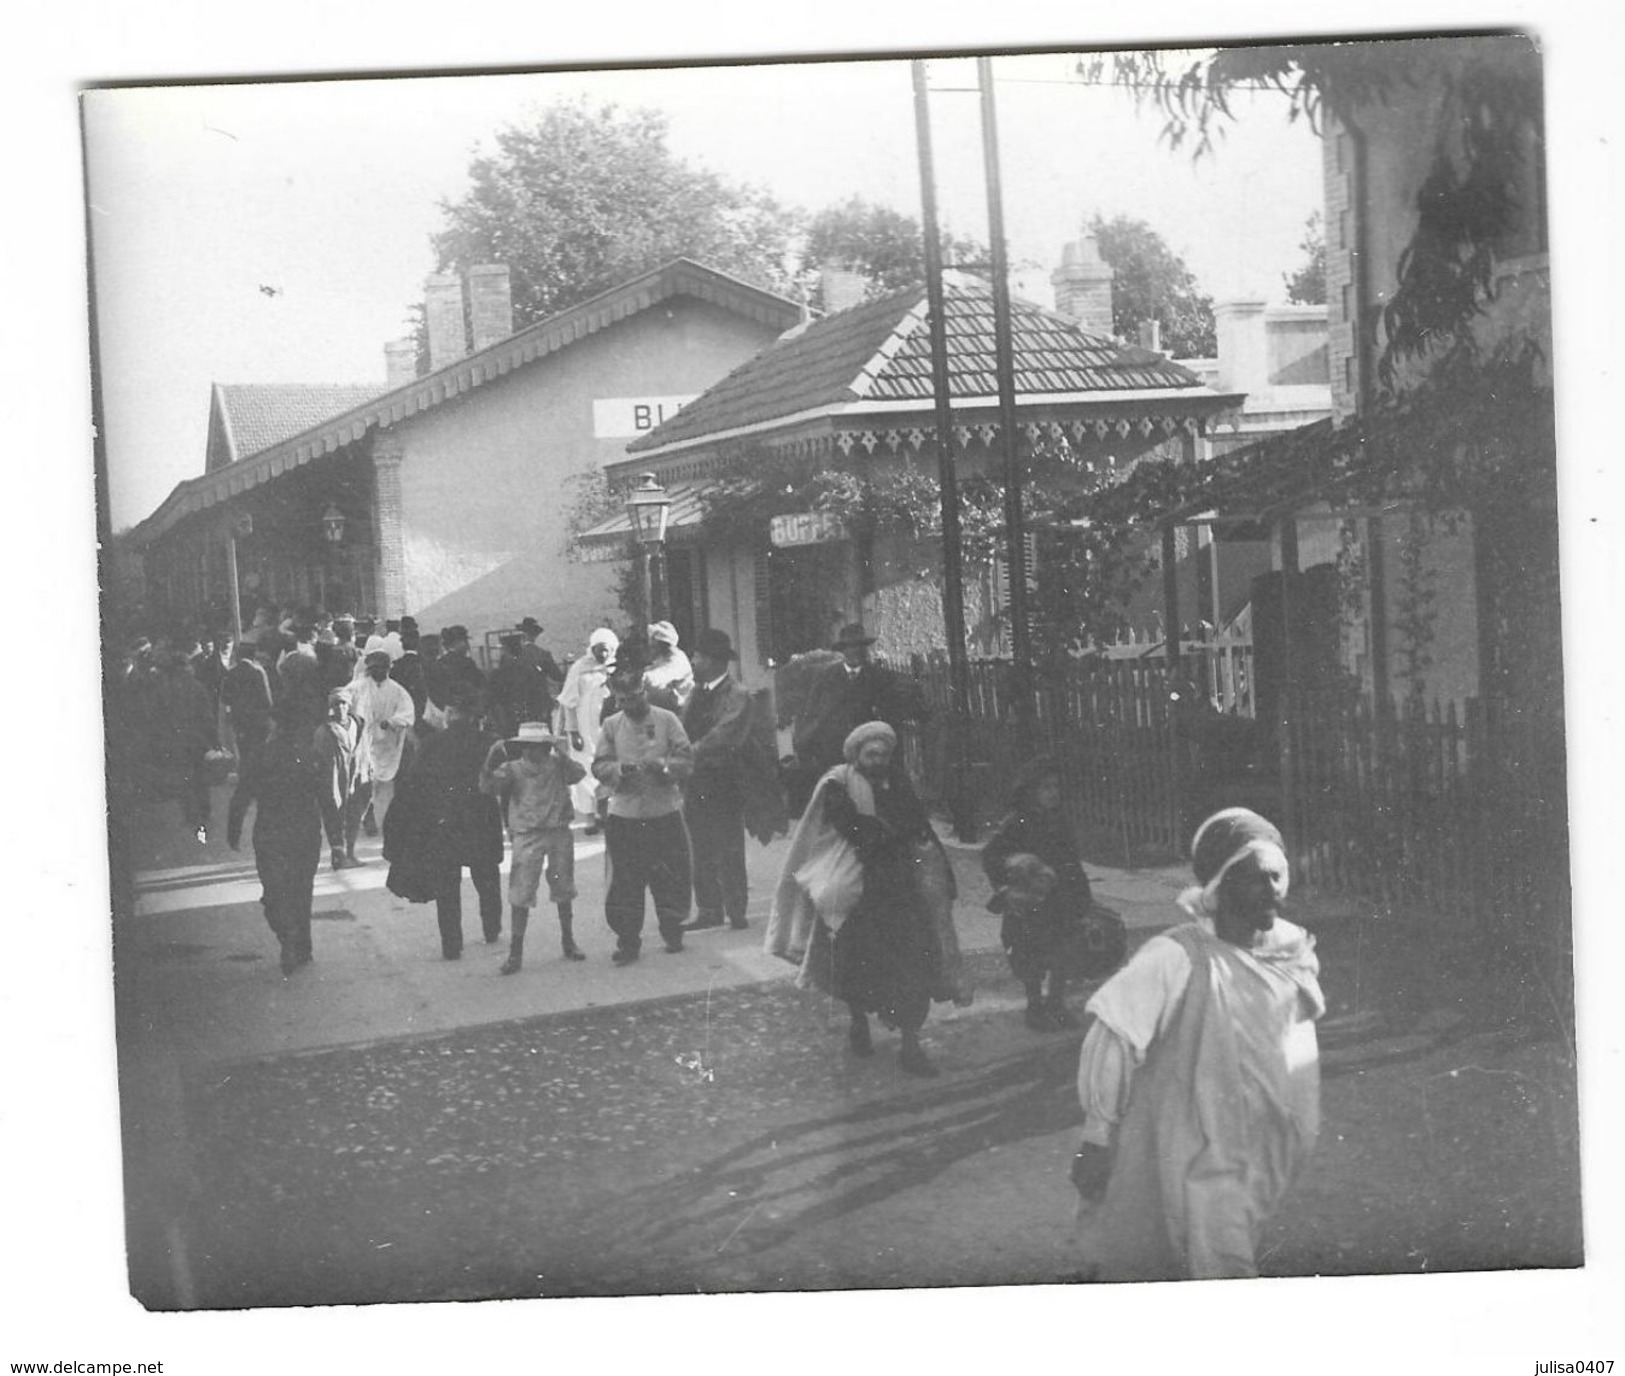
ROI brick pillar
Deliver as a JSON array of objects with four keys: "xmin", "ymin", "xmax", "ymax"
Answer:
[
  {"xmin": 468, "ymin": 264, "xmax": 514, "ymax": 351},
  {"xmin": 371, "ymin": 431, "xmax": 409, "ymax": 618},
  {"xmin": 1322, "ymin": 115, "xmax": 1359, "ymax": 423}
]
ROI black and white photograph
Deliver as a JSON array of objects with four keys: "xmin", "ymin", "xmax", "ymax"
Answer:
[{"xmin": 9, "ymin": 3, "xmax": 1622, "ymax": 1371}]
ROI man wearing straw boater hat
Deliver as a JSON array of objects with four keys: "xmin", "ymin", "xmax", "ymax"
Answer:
[{"xmin": 480, "ymin": 720, "xmax": 588, "ymax": 972}]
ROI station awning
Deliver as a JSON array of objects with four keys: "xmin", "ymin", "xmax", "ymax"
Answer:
[{"xmin": 573, "ymin": 479, "xmax": 717, "ymax": 560}]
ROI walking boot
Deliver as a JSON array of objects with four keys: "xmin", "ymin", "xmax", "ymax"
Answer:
[
  {"xmin": 1025, "ymin": 1002, "xmax": 1058, "ymax": 1032},
  {"xmin": 558, "ymin": 905, "xmax": 586, "ymax": 961},
  {"xmin": 898, "ymin": 1033, "xmax": 940, "ymax": 1078},
  {"xmin": 847, "ymin": 1011, "xmax": 874, "ymax": 1058},
  {"xmin": 501, "ymin": 908, "xmax": 529, "ymax": 974}
]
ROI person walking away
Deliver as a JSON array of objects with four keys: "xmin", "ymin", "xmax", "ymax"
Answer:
[
  {"xmin": 227, "ymin": 702, "xmax": 325, "ymax": 975},
  {"xmin": 791, "ymin": 623, "xmax": 922, "ymax": 780},
  {"xmin": 1071, "ymin": 807, "xmax": 1323, "ymax": 1282},
  {"xmin": 591, "ymin": 660, "xmax": 695, "ymax": 965},
  {"xmin": 351, "ymin": 640, "xmax": 416, "ymax": 836},
  {"xmin": 515, "ymin": 616, "xmax": 566, "ymax": 705},
  {"xmin": 314, "ymin": 685, "xmax": 366, "ymax": 870},
  {"xmin": 480, "ymin": 722, "xmax": 587, "ymax": 971},
  {"xmin": 559, "ymin": 627, "xmax": 618, "ymax": 833},
  {"xmin": 424, "ymin": 625, "xmax": 488, "ymax": 729},
  {"xmin": 220, "ymin": 640, "xmax": 273, "ymax": 765},
  {"xmin": 765, "ymin": 721, "xmax": 955, "ymax": 1077},
  {"xmin": 277, "ymin": 621, "xmax": 328, "ymax": 728},
  {"xmin": 389, "ymin": 624, "xmax": 429, "ymax": 724},
  {"xmin": 323, "ymin": 613, "xmax": 360, "ymax": 689},
  {"xmin": 644, "ymin": 621, "xmax": 694, "ymax": 710},
  {"xmin": 390, "ymin": 688, "xmax": 504, "ymax": 959},
  {"xmin": 488, "ymin": 633, "xmax": 553, "ymax": 740},
  {"xmin": 983, "ymin": 761, "xmax": 1101, "ymax": 1031},
  {"xmin": 151, "ymin": 650, "xmax": 221, "ymax": 843},
  {"xmin": 681, "ymin": 628, "xmax": 755, "ymax": 932}
]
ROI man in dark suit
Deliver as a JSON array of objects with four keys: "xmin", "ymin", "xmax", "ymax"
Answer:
[
  {"xmin": 791, "ymin": 622, "xmax": 920, "ymax": 779},
  {"xmin": 680, "ymin": 628, "xmax": 756, "ymax": 932}
]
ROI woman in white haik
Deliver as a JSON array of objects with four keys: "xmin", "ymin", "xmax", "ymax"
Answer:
[
  {"xmin": 1071, "ymin": 807, "xmax": 1324, "ymax": 1281},
  {"xmin": 558, "ymin": 627, "xmax": 618, "ymax": 832}
]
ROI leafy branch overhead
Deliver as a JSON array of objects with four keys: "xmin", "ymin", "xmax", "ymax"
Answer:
[{"xmin": 1084, "ymin": 38, "xmax": 1544, "ymax": 383}]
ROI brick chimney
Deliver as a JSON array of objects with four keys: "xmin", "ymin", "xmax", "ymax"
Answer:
[
  {"xmin": 384, "ymin": 337, "xmax": 418, "ymax": 388},
  {"xmin": 819, "ymin": 264, "xmax": 869, "ymax": 315},
  {"xmin": 424, "ymin": 273, "xmax": 468, "ymax": 372},
  {"xmin": 467, "ymin": 264, "xmax": 514, "ymax": 351},
  {"xmin": 1050, "ymin": 229, "xmax": 1116, "ymax": 338}
]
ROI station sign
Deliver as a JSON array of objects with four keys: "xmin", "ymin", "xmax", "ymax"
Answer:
[
  {"xmin": 592, "ymin": 395, "xmax": 698, "ymax": 439},
  {"xmin": 770, "ymin": 510, "xmax": 847, "ymax": 548}
]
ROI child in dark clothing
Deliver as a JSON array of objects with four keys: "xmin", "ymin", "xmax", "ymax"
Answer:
[{"xmin": 983, "ymin": 762, "xmax": 1095, "ymax": 1031}]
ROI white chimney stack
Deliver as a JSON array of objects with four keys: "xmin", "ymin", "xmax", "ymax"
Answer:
[
  {"xmin": 424, "ymin": 273, "xmax": 468, "ymax": 372},
  {"xmin": 1050, "ymin": 228, "xmax": 1116, "ymax": 338},
  {"xmin": 467, "ymin": 264, "xmax": 515, "ymax": 351},
  {"xmin": 384, "ymin": 337, "xmax": 418, "ymax": 388}
]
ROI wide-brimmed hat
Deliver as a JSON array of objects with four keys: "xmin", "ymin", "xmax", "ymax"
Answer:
[
  {"xmin": 692, "ymin": 627, "xmax": 737, "ymax": 661},
  {"xmin": 648, "ymin": 620, "xmax": 680, "ymax": 647},
  {"xmin": 832, "ymin": 622, "xmax": 877, "ymax": 649},
  {"xmin": 507, "ymin": 721, "xmax": 563, "ymax": 746},
  {"xmin": 517, "ymin": 616, "xmax": 544, "ymax": 636}
]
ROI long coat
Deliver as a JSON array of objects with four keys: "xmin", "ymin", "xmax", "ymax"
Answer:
[{"xmin": 388, "ymin": 720, "xmax": 504, "ymax": 871}]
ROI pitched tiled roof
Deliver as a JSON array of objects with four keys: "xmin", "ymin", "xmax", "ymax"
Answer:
[
  {"xmin": 211, "ymin": 383, "xmax": 390, "ymax": 468},
  {"xmin": 627, "ymin": 279, "xmax": 1205, "ymax": 454}
]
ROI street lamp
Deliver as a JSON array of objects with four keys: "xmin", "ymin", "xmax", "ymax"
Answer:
[{"xmin": 625, "ymin": 472, "xmax": 672, "ymax": 622}]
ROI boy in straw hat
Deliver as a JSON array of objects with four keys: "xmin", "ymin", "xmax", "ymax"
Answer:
[{"xmin": 480, "ymin": 721, "xmax": 588, "ymax": 972}]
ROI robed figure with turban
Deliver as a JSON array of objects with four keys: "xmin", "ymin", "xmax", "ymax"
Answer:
[
  {"xmin": 1071, "ymin": 807, "xmax": 1324, "ymax": 1282},
  {"xmin": 766, "ymin": 721, "xmax": 969, "ymax": 1078}
]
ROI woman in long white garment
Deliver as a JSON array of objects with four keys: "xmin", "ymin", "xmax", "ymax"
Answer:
[{"xmin": 559, "ymin": 627, "xmax": 618, "ymax": 833}]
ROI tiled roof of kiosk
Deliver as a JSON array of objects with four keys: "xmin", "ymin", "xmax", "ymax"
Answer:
[
  {"xmin": 627, "ymin": 279, "xmax": 1204, "ymax": 454},
  {"xmin": 215, "ymin": 383, "xmax": 390, "ymax": 464}
]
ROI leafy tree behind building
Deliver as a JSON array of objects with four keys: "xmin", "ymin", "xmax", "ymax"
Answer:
[
  {"xmin": 1283, "ymin": 210, "xmax": 1328, "ymax": 305},
  {"xmin": 1088, "ymin": 213, "xmax": 1216, "ymax": 357},
  {"xmin": 414, "ymin": 99, "xmax": 799, "ymax": 359}
]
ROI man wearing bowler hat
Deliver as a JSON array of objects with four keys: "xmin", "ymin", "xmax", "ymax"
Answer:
[
  {"xmin": 792, "ymin": 621, "xmax": 920, "ymax": 779},
  {"xmin": 681, "ymin": 628, "xmax": 756, "ymax": 931}
]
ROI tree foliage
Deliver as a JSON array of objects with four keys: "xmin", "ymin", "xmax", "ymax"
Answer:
[
  {"xmin": 1080, "ymin": 40, "xmax": 1543, "ymax": 383},
  {"xmin": 1088, "ymin": 213, "xmax": 1216, "ymax": 356},
  {"xmin": 800, "ymin": 197, "xmax": 983, "ymax": 309},
  {"xmin": 1283, "ymin": 209, "xmax": 1327, "ymax": 305},
  {"xmin": 427, "ymin": 99, "xmax": 799, "ymax": 335}
]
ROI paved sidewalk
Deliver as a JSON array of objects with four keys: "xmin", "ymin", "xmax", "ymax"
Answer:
[{"xmin": 120, "ymin": 785, "xmax": 1213, "ymax": 1068}]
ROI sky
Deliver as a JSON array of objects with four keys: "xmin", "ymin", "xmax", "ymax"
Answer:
[{"xmin": 83, "ymin": 52, "xmax": 1326, "ymax": 530}]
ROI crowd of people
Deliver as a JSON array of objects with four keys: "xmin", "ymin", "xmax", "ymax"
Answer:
[{"xmin": 115, "ymin": 607, "xmax": 1324, "ymax": 1274}]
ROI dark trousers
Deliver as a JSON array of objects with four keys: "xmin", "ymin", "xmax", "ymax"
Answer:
[
  {"xmin": 434, "ymin": 859, "xmax": 503, "ymax": 956},
  {"xmin": 687, "ymin": 794, "xmax": 747, "ymax": 924},
  {"xmin": 319, "ymin": 787, "xmax": 365, "ymax": 855},
  {"xmin": 603, "ymin": 812, "xmax": 692, "ymax": 952},
  {"xmin": 170, "ymin": 749, "xmax": 210, "ymax": 831},
  {"xmin": 260, "ymin": 855, "xmax": 318, "ymax": 962}
]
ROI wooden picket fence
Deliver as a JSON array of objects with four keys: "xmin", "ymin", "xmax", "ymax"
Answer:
[
  {"xmin": 899, "ymin": 654, "xmax": 1185, "ymax": 865},
  {"xmin": 898, "ymin": 655, "xmax": 1571, "ymax": 989}
]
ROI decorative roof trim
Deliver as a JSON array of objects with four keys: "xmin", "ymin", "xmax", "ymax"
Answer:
[
  {"xmin": 848, "ymin": 296, "xmax": 931, "ymax": 402},
  {"xmin": 129, "ymin": 259, "xmax": 803, "ymax": 546}
]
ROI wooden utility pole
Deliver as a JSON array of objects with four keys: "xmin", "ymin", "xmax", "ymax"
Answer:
[
  {"xmin": 912, "ymin": 59, "xmax": 976, "ymax": 839},
  {"xmin": 977, "ymin": 56, "xmax": 1034, "ymax": 727}
]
